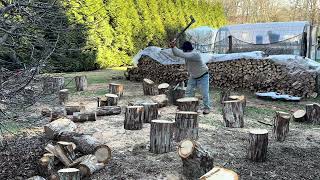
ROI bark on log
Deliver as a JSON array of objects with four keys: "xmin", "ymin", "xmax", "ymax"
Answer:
[
  {"xmin": 143, "ymin": 78, "xmax": 157, "ymax": 95},
  {"xmin": 177, "ymin": 97, "xmax": 199, "ymax": 112},
  {"xmin": 178, "ymin": 139, "xmax": 214, "ymax": 180},
  {"xmin": 220, "ymin": 89, "xmax": 230, "ymax": 104},
  {"xmin": 72, "ymin": 111, "xmax": 96, "ymax": 122},
  {"xmin": 59, "ymin": 89, "xmax": 69, "ymax": 105},
  {"xmin": 78, "ymin": 155, "xmax": 106, "ymax": 177},
  {"xmin": 43, "ymin": 76, "xmax": 65, "ymax": 94},
  {"xmin": 306, "ymin": 103, "xmax": 320, "ymax": 124},
  {"xmin": 124, "ymin": 106, "xmax": 144, "ymax": 130},
  {"xmin": 229, "ymin": 95, "xmax": 246, "ymax": 109},
  {"xmin": 65, "ymin": 105, "xmax": 85, "ymax": 115},
  {"xmin": 273, "ymin": 111, "xmax": 290, "ymax": 142},
  {"xmin": 75, "ymin": 76, "xmax": 87, "ymax": 91},
  {"xmin": 38, "ymin": 153, "xmax": 55, "ymax": 178},
  {"xmin": 109, "ymin": 83, "xmax": 124, "ymax": 98},
  {"xmin": 50, "ymin": 107, "xmax": 67, "ymax": 122},
  {"xmin": 247, "ymin": 129, "xmax": 268, "ymax": 162},
  {"xmin": 172, "ymin": 87, "xmax": 186, "ymax": 105},
  {"xmin": 99, "ymin": 94, "xmax": 118, "ymax": 106},
  {"xmin": 58, "ymin": 168, "xmax": 80, "ymax": 180},
  {"xmin": 41, "ymin": 108, "xmax": 51, "ymax": 117},
  {"xmin": 58, "ymin": 132, "xmax": 111, "ymax": 164},
  {"xmin": 45, "ymin": 143, "xmax": 72, "ymax": 166},
  {"xmin": 158, "ymin": 83, "xmax": 170, "ymax": 95},
  {"xmin": 200, "ymin": 167, "xmax": 239, "ymax": 180},
  {"xmin": 175, "ymin": 111, "xmax": 199, "ymax": 142},
  {"xmin": 96, "ymin": 106, "xmax": 121, "ymax": 116},
  {"xmin": 293, "ymin": 109, "xmax": 306, "ymax": 122},
  {"xmin": 151, "ymin": 94, "xmax": 168, "ymax": 108},
  {"xmin": 141, "ymin": 102, "xmax": 158, "ymax": 123},
  {"xmin": 222, "ymin": 99, "xmax": 244, "ymax": 128},
  {"xmin": 150, "ymin": 120, "xmax": 174, "ymax": 154},
  {"xmin": 27, "ymin": 176, "xmax": 46, "ymax": 180},
  {"xmin": 57, "ymin": 141, "xmax": 76, "ymax": 161},
  {"xmin": 44, "ymin": 118, "xmax": 77, "ymax": 140}
]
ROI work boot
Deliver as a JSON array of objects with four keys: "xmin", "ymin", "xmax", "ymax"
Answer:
[{"xmin": 203, "ymin": 109, "xmax": 210, "ymax": 115}]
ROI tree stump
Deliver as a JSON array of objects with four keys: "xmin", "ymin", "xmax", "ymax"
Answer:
[
  {"xmin": 78, "ymin": 155, "xmax": 106, "ymax": 177},
  {"xmin": 143, "ymin": 78, "xmax": 157, "ymax": 95},
  {"xmin": 158, "ymin": 83, "xmax": 170, "ymax": 95},
  {"xmin": 150, "ymin": 120, "xmax": 174, "ymax": 154},
  {"xmin": 220, "ymin": 89, "xmax": 230, "ymax": 104},
  {"xmin": 72, "ymin": 111, "xmax": 97, "ymax": 122},
  {"xmin": 58, "ymin": 168, "xmax": 80, "ymax": 180},
  {"xmin": 96, "ymin": 106, "xmax": 122, "ymax": 116},
  {"xmin": 44, "ymin": 118, "xmax": 77, "ymax": 140},
  {"xmin": 58, "ymin": 132, "xmax": 111, "ymax": 164},
  {"xmin": 229, "ymin": 95, "xmax": 246, "ymax": 109},
  {"xmin": 109, "ymin": 83, "xmax": 124, "ymax": 98},
  {"xmin": 176, "ymin": 97, "xmax": 199, "ymax": 112},
  {"xmin": 75, "ymin": 76, "xmax": 87, "ymax": 91},
  {"xmin": 273, "ymin": 111, "xmax": 290, "ymax": 142},
  {"xmin": 124, "ymin": 106, "xmax": 144, "ymax": 130},
  {"xmin": 175, "ymin": 111, "xmax": 199, "ymax": 142},
  {"xmin": 27, "ymin": 176, "xmax": 46, "ymax": 180},
  {"xmin": 172, "ymin": 86, "xmax": 185, "ymax": 105},
  {"xmin": 222, "ymin": 99, "xmax": 244, "ymax": 128},
  {"xmin": 43, "ymin": 76, "xmax": 65, "ymax": 94},
  {"xmin": 151, "ymin": 94, "xmax": 169, "ymax": 108},
  {"xmin": 178, "ymin": 139, "xmax": 214, "ymax": 180},
  {"xmin": 65, "ymin": 105, "xmax": 85, "ymax": 115},
  {"xmin": 247, "ymin": 129, "xmax": 268, "ymax": 162},
  {"xmin": 141, "ymin": 102, "xmax": 158, "ymax": 123},
  {"xmin": 59, "ymin": 89, "xmax": 69, "ymax": 105},
  {"xmin": 50, "ymin": 107, "xmax": 67, "ymax": 122},
  {"xmin": 293, "ymin": 109, "xmax": 306, "ymax": 122},
  {"xmin": 306, "ymin": 103, "xmax": 320, "ymax": 124},
  {"xmin": 200, "ymin": 167, "xmax": 239, "ymax": 180},
  {"xmin": 99, "ymin": 94, "xmax": 118, "ymax": 106}
]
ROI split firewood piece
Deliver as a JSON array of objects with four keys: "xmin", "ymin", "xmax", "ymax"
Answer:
[
  {"xmin": 124, "ymin": 106, "xmax": 144, "ymax": 130},
  {"xmin": 58, "ymin": 168, "xmax": 80, "ymax": 180},
  {"xmin": 65, "ymin": 105, "xmax": 85, "ymax": 115},
  {"xmin": 78, "ymin": 155, "xmax": 106, "ymax": 177},
  {"xmin": 68, "ymin": 155, "xmax": 92, "ymax": 167},
  {"xmin": 57, "ymin": 141, "xmax": 76, "ymax": 161},
  {"xmin": 175, "ymin": 111, "xmax": 199, "ymax": 142},
  {"xmin": 220, "ymin": 89, "xmax": 230, "ymax": 104},
  {"xmin": 151, "ymin": 94, "xmax": 169, "ymax": 108},
  {"xmin": 59, "ymin": 89, "xmax": 69, "ymax": 105},
  {"xmin": 176, "ymin": 97, "xmax": 199, "ymax": 112},
  {"xmin": 41, "ymin": 108, "xmax": 51, "ymax": 117},
  {"xmin": 26, "ymin": 176, "xmax": 46, "ymax": 180},
  {"xmin": 306, "ymin": 103, "xmax": 320, "ymax": 124},
  {"xmin": 72, "ymin": 111, "xmax": 96, "ymax": 122},
  {"xmin": 247, "ymin": 129, "xmax": 268, "ymax": 162},
  {"xmin": 141, "ymin": 102, "xmax": 158, "ymax": 123},
  {"xmin": 44, "ymin": 118, "xmax": 77, "ymax": 140},
  {"xmin": 222, "ymin": 99, "xmax": 244, "ymax": 128},
  {"xmin": 96, "ymin": 106, "xmax": 121, "ymax": 116},
  {"xmin": 200, "ymin": 167, "xmax": 239, "ymax": 180},
  {"xmin": 158, "ymin": 83, "xmax": 170, "ymax": 95},
  {"xmin": 178, "ymin": 139, "xmax": 214, "ymax": 179},
  {"xmin": 59, "ymin": 132, "xmax": 111, "ymax": 164},
  {"xmin": 293, "ymin": 109, "xmax": 306, "ymax": 122},
  {"xmin": 45, "ymin": 143, "xmax": 72, "ymax": 166},
  {"xmin": 99, "ymin": 94, "xmax": 118, "ymax": 106},
  {"xmin": 143, "ymin": 78, "xmax": 157, "ymax": 95},
  {"xmin": 273, "ymin": 111, "xmax": 290, "ymax": 142},
  {"xmin": 50, "ymin": 107, "xmax": 67, "ymax": 122},
  {"xmin": 75, "ymin": 76, "xmax": 87, "ymax": 91},
  {"xmin": 38, "ymin": 153, "xmax": 55, "ymax": 177},
  {"xmin": 172, "ymin": 87, "xmax": 186, "ymax": 105},
  {"xmin": 109, "ymin": 83, "xmax": 124, "ymax": 98},
  {"xmin": 150, "ymin": 120, "xmax": 174, "ymax": 154}
]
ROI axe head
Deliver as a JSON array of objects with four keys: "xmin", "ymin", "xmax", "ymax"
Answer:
[{"xmin": 190, "ymin": 15, "xmax": 196, "ymax": 23}]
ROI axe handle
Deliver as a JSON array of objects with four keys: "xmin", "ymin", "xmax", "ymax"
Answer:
[{"xmin": 174, "ymin": 18, "xmax": 195, "ymax": 41}]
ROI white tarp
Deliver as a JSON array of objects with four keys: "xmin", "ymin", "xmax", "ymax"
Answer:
[{"xmin": 185, "ymin": 26, "xmax": 217, "ymax": 52}]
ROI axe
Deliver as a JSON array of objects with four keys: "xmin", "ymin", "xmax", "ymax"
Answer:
[{"xmin": 172, "ymin": 15, "xmax": 196, "ymax": 42}]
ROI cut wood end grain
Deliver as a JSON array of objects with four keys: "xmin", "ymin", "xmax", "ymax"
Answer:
[{"xmin": 178, "ymin": 139, "xmax": 195, "ymax": 159}]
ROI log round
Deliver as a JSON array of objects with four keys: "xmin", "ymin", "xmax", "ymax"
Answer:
[
  {"xmin": 158, "ymin": 83, "xmax": 170, "ymax": 95},
  {"xmin": 65, "ymin": 105, "xmax": 85, "ymax": 115},
  {"xmin": 176, "ymin": 97, "xmax": 199, "ymax": 112},
  {"xmin": 306, "ymin": 103, "xmax": 320, "ymax": 124},
  {"xmin": 142, "ymin": 102, "xmax": 158, "ymax": 123},
  {"xmin": 44, "ymin": 118, "xmax": 77, "ymax": 140},
  {"xmin": 222, "ymin": 99, "xmax": 244, "ymax": 128},
  {"xmin": 43, "ymin": 76, "xmax": 64, "ymax": 94},
  {"xmin": 293, "ymin": 109, "xmax": 306, "ymax": 122},
  {"xmin": 273, "ymin": 111, "xmax": 290, "ymax": 142},
  {"xmin": 96, "ymin": 106, "xmax": 122, "ymax": 116},
  {"xmin": 109, "ymin": 83, "xmax": 124, "ymax": 98},
  {"xmin": 229, "ymin": 95, "xmax": 246, "ymax": 109},
  {"xmin": 178, "ymin": 139, "xmax": 214, "ymax": 180},
  {"xmin": 151, "ymin": 94, "xmax": 169, "ymax": 108},
  {"xmin": 58, "ymin": 89, "xmax": 69, "ymax": 105},
  {"xmin": 78, "ymin": 155, "xmax": 106, "ymax": 177},
  {"xmin": 75, "ymin": 76, "xmax": 87, "ymax": 91},
  {"xmin": 172, "ymin": 87, "xmax": 186, "ymax": 105},
  {"xmin": 72, "ymin": 111, "xmax": 96, "ymax": 122},
  {"xmin": 27, "ymin": 176, "xmax": 46, "ymax": 180},
  {"xmin": 175, "ymin": 111, "xmax": 199, "ymax": 142},
  {"xmin": 124, "ymin": 106, "xmax": 144, "ymax": 130},
  {"xmin": 50, "ymin": 107, "xmax": 67, "ymax": 122},
  {"xmin": 247, "ymin": 129, "xmax": 268, "ymax": 162},
  {"xmin": 38, "ymin": 153, "xmax": 55, "ymax": 177},
  {"xmin": 150, "ymin": 120, "xmax": 174, "ymax": 154},
  {"xmin": 58, "ymin": 168, "xmax": 80, "ymax": 180},
  {"xmin": 143, "ymin": 78, "xmax": 157, "ymax": 95},
  {"xmin": 99, "ymin": 94, "xmax": 118, "ymax": 106},
  {"xmin": 200, "ymin": 167, "xmax": 239, "ymax": 180}
]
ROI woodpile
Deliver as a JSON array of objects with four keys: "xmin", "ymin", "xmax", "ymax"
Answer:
[{"xmin": 127, "ymin": 56, "xmax": 317, "ymax": 97}]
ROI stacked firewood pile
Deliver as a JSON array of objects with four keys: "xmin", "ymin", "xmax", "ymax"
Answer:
[{"xmin": 127, "ymin": 56, "xmax": 317, "ymax": 97}]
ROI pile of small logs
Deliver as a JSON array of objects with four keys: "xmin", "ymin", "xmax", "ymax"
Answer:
[{"xmin": 127, "ymin": 56, "xmax": 317, "ymax": 97}]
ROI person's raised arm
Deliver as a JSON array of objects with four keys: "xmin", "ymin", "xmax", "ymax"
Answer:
[{"xmin": 169, "ymin": 41, "xmax": 199, "ymax": 60}]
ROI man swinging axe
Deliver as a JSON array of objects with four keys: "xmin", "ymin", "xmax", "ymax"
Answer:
[{"xmin": 169, "ymin": 16, "xmax": 212, "ymax": 114}]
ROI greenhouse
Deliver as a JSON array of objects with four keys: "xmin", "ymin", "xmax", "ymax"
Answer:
[{"xmin": 214, "ymin": 21, "xmax": 318, "ymax": 59}]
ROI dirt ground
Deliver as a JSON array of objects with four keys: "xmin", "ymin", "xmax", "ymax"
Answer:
[{"xmin": 1, "ymin": 69, "xmax": 320, "ymax": 180}]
